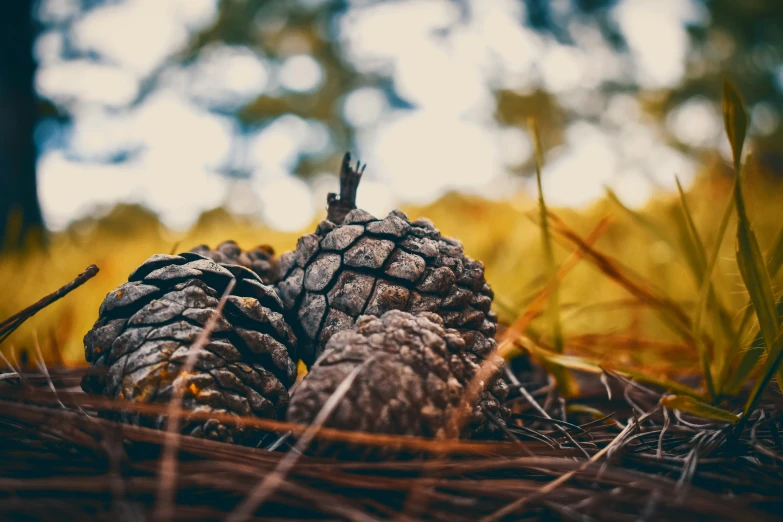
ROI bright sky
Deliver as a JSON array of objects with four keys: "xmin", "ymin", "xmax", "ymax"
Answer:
[{"xmin": 35, "ymin": 0, "xmax": 711, "ymax": 232}]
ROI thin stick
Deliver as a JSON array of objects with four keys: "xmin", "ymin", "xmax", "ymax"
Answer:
[
  {"xmin": 225, "ymin": 355, "xmax": 379, "ymax": 522},
  {"xmin": 12, "ymin": 393, "xmax": 518, "ymax": 456},
  {"xmin": 153, "ymin": 278, "xmax": 236, "ymax": 522},
  {"xmin": 0, "ymin": 264, "xmax": 99, "ymax": 345}
]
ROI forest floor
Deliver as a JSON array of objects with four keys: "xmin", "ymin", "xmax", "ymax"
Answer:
[{"xmin": 1, "ymin": 362, "xmax": 781, "ymax": 521}]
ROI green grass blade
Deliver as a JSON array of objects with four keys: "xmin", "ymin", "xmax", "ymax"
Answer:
[
  {"xmin": 607, "ymin": 187, "xmax": 703, "ymax": 286},
  {"xmin": 661, "ymin": 395, "xmax": 739, "ymax": 424},
  {"xmin": 605, "ymin": 188, "xmax": 674, "ymax": 247},
  {"xmin": 528, "ymin": 118, "xmax": 574, "ymax": 396},
  {"xmin": 734, "ymin": 179, "xmax": 778, "ymax": 350},
  {"xmin": 671, "ymin": 211, "xmax": 707, "ymax": 289},
  {"xmin": 565, "ymin": 404, "xmax": 610, "ymax": 420},
  {"xmin": 727, "ymin": 331, "xmax": 767, "ymax": 395},
  {"xmin": 676, "ymin": 182, "xmax": 715, "ymax": 399},
  {"xmin": 529, "ymin": 118, "xmax": 563, "ymax": 353},
  {"xmin": 724, "ymin": 298, "xmax": 783, "ymax": 396},
  {"xmin": 723, "ymin": 80, "xmax": 783, "ymax": 397},
  {"xmin": 527, "ymin": 345, "xmax": 706, "ymax": 400},
  {"xmin": 723, "ymin": 80, "xmax": 749, "ymax": 171},
  {"xmin": 739, "ymin": 325, "xmax": 783, "ymax": 433},
  {"xmin": 674, "ymin": 177, "xmax": 707, "ymax": 276},
  {"xmin": 723, "ymin": 80, "xmax": 777, "ymax": 345},
  {"xmin": 681, "ymin": 177, "xmax": 734, "ymax": 399},
  {"xmin": 608, "ymin": 176, "xmax": 730, "ymax": 398},
  {"xmin": 732, "ymin": 157, "xmax": 781, "ymax": 387},
  {"xmin": 721, "ymin": 228, "xmax": 783, "ymax": 396},
  {"xmin": 766, "ymin": 225, "xmax": 783, "ymax": 278},
  {"xmin": 546, "ymin": 211, "xmax": 695, "ymax": 341}
]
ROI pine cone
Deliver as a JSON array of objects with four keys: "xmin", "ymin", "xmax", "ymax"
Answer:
[
  {"xmin": 287, "ymin": 311, "xmax": 509, "ymax": 438},
  {"xmin": 81, "ymin": 252, "xmax": 297, "ymax": 444},
  {"xmin": 190, "ymin": 240, "xmax": 279, "ymax": 284},
  {"xmin": 276, "ymin": 153, "xmax": 497, "ymax": 366}
]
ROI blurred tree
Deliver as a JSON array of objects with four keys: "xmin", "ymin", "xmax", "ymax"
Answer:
[
  {"xmin": 36, "ymin": 0, "xmax": 378, "ymax": 178},
  {"xmin": 677, "ymin": 0, "xmax": 783, "ymax": 170},
  {"xmin": 518, "ymin": 0, "xmax": 783, "ymax": 167},
  {"xmin": 183, "ymin": 0, "xmax": 373, "ymax": 179},
  {"xmin": 22, "ymin": 0, "xmax": 783, "ymax": 238},
  {"xmin": 0, "ymin": 0, "xmax": 44, "ymax": 250}
]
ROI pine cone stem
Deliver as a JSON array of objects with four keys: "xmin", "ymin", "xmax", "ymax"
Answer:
[{"xmin": 327, "ymin": 152, "xmax": 365, "ymax": 224}]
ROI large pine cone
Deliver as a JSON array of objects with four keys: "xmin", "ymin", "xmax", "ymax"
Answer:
[
  {"xmin": 190, "ymin": 240, "xmax": 279, "ymax": 284},
  {"xmin": 276, "ymin": 208, "xmax": 496, "ymax": 366},
  {"xmin": 276, "ymin": 154, "xmax": 496, "ymax": 367},
  {"xmin": 287, "ymin": 311, "xmax": 509, "ymax": 439},
  {"xmin": 81, "ymin": 252, "xmax": 297, "ymax": 444}
]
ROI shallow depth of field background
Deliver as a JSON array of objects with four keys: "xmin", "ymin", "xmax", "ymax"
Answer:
[{"xmin": 2, "ymin": 0, "xmax": 783, "ymax": 374}]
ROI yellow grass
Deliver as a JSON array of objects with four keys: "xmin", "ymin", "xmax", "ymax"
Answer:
[{"xmin": 2, "ymin": 162, "xmax": 782, "ymax": 396}]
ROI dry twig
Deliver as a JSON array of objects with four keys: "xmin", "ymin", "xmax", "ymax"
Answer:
[{"xmin": 0, "ymin": 264, "xmax": 99, "ymax": 346}]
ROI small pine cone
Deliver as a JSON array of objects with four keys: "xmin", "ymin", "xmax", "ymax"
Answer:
[
  {"xmin": 287, "ymin": 311, "xmax": 509, "ymax": 439},
  {"xmin": 190, "ymin": 241, "xmax": 279, "ymax": 284},
  {"xmin": 81, "ymin": 252, "xmax": 297, "ymax": 445}
]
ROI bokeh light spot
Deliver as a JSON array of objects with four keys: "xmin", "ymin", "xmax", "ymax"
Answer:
[{"xmin": 279, "ymin": 55, "xmax": 324, "ymax": 93}]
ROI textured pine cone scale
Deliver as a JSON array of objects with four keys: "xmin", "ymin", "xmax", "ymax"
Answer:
[
  {"xmin": 190, "ymin": 240, "xmax": 279, "ymax": 284},
  {"xmin": 277, "ymin": 209, "xmax": 497, "ymax": 367},
  {"xmin": 287, "ymin": 310, "xmax": 509, "ymax": 439},
  {"xmin": 82, "ymin": 252, "xmax": 297, "ymax": 444}
]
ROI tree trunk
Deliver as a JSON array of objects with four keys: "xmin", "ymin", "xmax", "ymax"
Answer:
[{"xmin": 0, "ymin": 0, "xmax": 44, "ymax": 250}]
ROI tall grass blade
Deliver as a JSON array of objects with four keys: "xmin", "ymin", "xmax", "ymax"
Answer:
[
  {"xmin": 721, "ymin": 226, "xmax": 783, "ymax": 395},
  {"xmin": 687, "ymin": 181, "xmax": 734, "ymax": 399},
  {"xmin": 722, "ymin": 80, "xmax": 749, "ymax": 170},
  {"xmin": 605, "ymin": 188, "xmax": 673, "ymax": 247},
  {"xmin": 610, "ymin": 178, "xmax": 731, "ymax": 396},
  {"xmin": 674, "ymin": 177, "xmax": 707, "ymax": 277},
  {"xmin": 492, "ymin": 206, "xmax": 605, "ymax": 399},
  {"xmin": 723, "ymin": 82, "xmax": 782, "ymax": 391},
  {"xmin": 675, "ymin": 177, "xmax": 714, "ymax": 397},
  {"xmin": 661, "ymin": 395, "xmax": 739, "ymax": 424},
  {"xmin": 528, "ymin": 118, "xmax": 573, "ymax": 396},
  {"xmin": 766, "ymin": 225, "xmax": 783, "ymax": 279},
  {"xmin": 722, "ymin": 80, "xmax": 783, "ymax": 407},
  {"xmin": 724, "ymin": 297, "xmax": 783, "ymax": 395},
  {"xmin": 522, "ymin": 340, "xmax": 706, "ymax": 400},
  {"xmin": 498, "ymin": 218, "xmax": 611, "ymax": 360},
  {"xmin": 739, "ymin": 325, "xmax": 783, "ymax": 434},
  {"xmin": 671, "ymin": 209, "xmax": 707, "ymax": 289},
  {"xmin": 723, "ymin": 302, "xmax": 783, "ymax": 397},
  {"xmin": 529, "ymin": 118, "xmax": 563, "ymax": 353},
  {"xmin": 734, "ymin": 172, "xmax": 778, "ymax": 350},
  {"xmin": 607, "ymin": 187, "xmax": 703, "ymax": 290},
  {"xmin": 546, "ymin": 211, "xmax": 695, "ymax": 342}
]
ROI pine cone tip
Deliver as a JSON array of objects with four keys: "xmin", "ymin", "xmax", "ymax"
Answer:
[{"xmin": 327, "ymin": 152, "xmax": 366, "ymax": 224}]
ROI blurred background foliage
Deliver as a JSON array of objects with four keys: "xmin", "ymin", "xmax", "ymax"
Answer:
[
  {"xmin": 1, "ymin": 0, "xmax": 783, "ymax": 376},
  {"xmin": 5, "ymin": 0, "xmax": 782, "ymax": 237}
]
